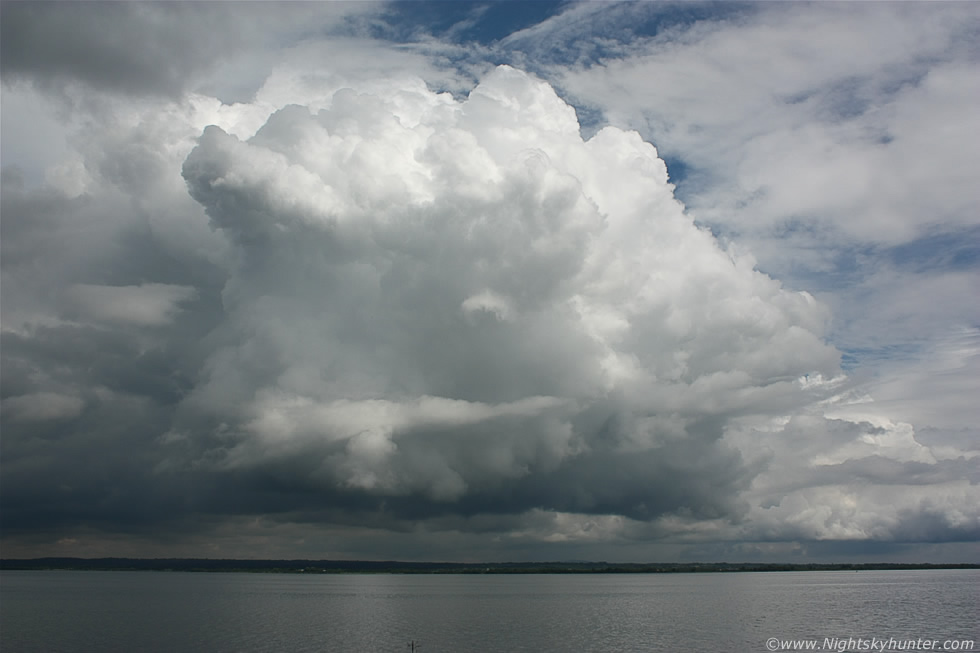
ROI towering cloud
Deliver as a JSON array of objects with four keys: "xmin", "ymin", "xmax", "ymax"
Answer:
[{"xmin": 174, "ymin": 66, "xmax": 838, "ymax": 524}]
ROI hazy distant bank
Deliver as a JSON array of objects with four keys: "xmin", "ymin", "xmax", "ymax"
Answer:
[{"xmin": 2, "ymin": 559, "xmax": 977, "ymax": 574}]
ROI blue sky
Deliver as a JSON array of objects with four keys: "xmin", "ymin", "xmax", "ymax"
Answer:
[{"xmin": 1, "ymin": 1, "xmax": 978, "ymax": 562}]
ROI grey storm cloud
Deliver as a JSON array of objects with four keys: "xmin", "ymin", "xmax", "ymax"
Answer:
[
  {"xmin": 0, "ymin": 1, "xmax": 237, "ymax": 97},
  {"xmin": 2, "ymin": 30, "xmax": 976, "ymax": 559},
  {"xmin": 1, "ymin": 66, "xmax": 839, "ymax": 540},
  {"xmin": 0, "ymin": 1, "xmax": 377, "ymax": 100}
]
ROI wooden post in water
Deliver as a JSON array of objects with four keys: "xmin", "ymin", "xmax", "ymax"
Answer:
[{"xmin": 407, "ymin": 640, "xmax": 421, "ymax": 652}]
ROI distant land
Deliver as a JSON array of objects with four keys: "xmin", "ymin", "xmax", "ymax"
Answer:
[{"xmin": 1, "ymin": 559, "xmax": 977, "ymax": 574}]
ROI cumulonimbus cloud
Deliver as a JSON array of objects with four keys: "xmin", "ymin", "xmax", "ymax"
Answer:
[{"xmin": 176, "ymin": 65, "xmax": 840, "ymax": 522}]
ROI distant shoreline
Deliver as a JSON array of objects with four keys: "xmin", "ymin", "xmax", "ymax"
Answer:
[{"xmin": 2, "ymin": 559, "xmax": 977, "ymax": 574}]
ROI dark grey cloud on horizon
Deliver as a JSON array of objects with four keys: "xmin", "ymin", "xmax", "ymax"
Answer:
[{"xmin": 1, "ymin": 1, "xmax": 977, "ymax": 563}]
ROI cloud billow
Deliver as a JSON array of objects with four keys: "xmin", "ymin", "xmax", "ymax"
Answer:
[{"xmin": 176, "ymin": 66, "xmax": 838, "ymax": 526}]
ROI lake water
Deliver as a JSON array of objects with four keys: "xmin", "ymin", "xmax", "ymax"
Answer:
[{"xmin": 1, "ymin": 569, "xmax": 976, "ymax": 652}]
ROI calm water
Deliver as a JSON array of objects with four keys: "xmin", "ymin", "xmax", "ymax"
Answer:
[{"xmin": 1, "ymin": 570, "xmax": 977, "ymax": 652}]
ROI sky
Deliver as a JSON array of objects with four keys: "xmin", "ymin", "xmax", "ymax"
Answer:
[{"xmin": 1, "ymin": 1, "xmax": 978, "ymax": 563}]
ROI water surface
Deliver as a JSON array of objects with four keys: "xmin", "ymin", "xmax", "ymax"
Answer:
[{"xmin": 2, "ymin": 569, "xmax": 976, "ymax": 651}]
